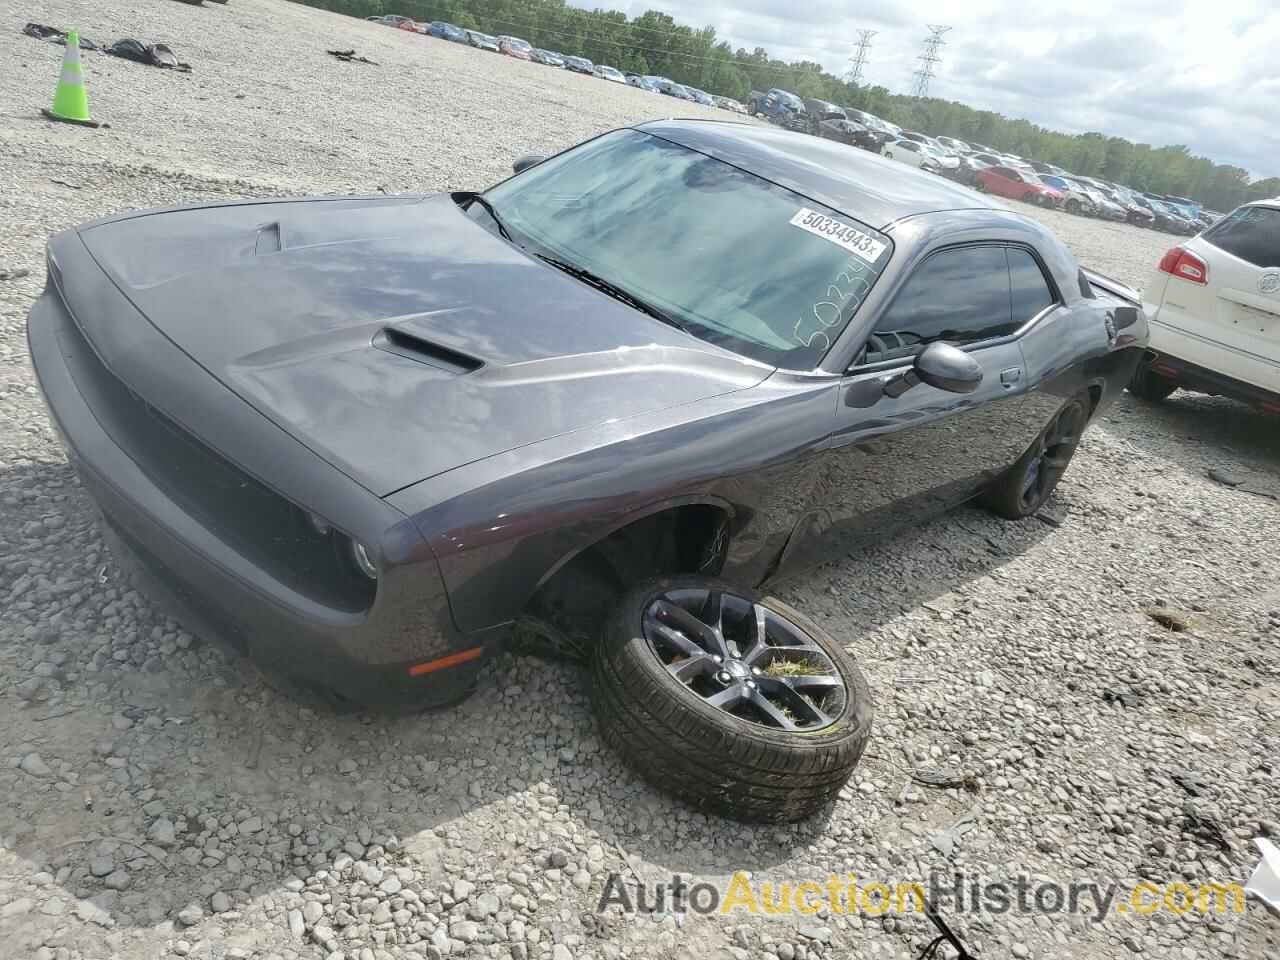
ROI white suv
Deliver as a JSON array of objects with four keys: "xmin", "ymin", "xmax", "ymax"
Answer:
[{"xmin": 1130, "ymin": 199, "xmax": 1280, "ymax": 412}]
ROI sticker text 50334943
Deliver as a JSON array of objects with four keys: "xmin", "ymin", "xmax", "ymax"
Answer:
[{"xmin": 789, "ymin": 208, "xmax": 887, "ymax": 264}]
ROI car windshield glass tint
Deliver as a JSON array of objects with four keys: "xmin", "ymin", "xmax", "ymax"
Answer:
[
  {"xmin": 1205, "ymin": 206, "xmax": 1280, "ymax": 268},
  {"xmin": 483, "ymin": 129, "xmax": 891, "ymax": 368}
]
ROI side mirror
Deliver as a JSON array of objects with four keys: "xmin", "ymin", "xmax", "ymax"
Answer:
[
  {"xmin": 1112, "ymin": 305, "xmax": 1140, "ymax": 330},
  {"xmin": 512, "ymin": 154, "xmax": 546, "ymax": 174},
  {"xmin": 883, "ymin": 342, "xmax": 984, "ymax": 398}
]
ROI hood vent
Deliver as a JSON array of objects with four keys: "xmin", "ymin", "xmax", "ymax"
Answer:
[
  {"xmin": 255, "ymin": 222, "xmax": 283, "ymax": 255},
  {"xmin": 374, "ymin": 327, "xmax": 483, "ymax": 374}
]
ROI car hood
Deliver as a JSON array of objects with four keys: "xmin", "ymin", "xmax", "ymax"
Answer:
[{"xmin": 76, "ymin": 194, "xmax": 769, "ymax": 496}]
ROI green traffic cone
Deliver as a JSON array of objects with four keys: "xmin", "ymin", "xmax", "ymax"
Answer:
[{"xmin": 42, "ymin": 30, "xmax": 101, "ymax": 128}]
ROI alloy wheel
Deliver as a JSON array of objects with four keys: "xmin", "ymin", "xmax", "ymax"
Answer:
[
  {"xmin": 1019, "ymin": 403, "xmax": 1086, "ymax": 511},
  {"xmin": 641, "ymin": 588, "xmax": 848, "ymax": 732}
]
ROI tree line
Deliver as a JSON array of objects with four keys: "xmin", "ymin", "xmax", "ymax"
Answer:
[{"xmin": 294, "ymin": 0, "xmax": 1279, "ymax": 212}]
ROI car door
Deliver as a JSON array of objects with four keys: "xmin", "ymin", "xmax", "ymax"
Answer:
[{"xmin": 778, "ymin": 245, "xmax": 1053, "ymax": 571}]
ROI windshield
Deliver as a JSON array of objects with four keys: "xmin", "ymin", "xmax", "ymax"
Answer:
[{"xmin": 480, "ymin": 129, "xmax": 892, "ymax": 368}]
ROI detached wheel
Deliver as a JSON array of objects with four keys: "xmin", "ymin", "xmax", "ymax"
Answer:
[
  {"xmin": 1128, "ymin": 365, "xmax": 1177, "ymax": 402},
  {"xmin": 591, "ymin": 577, "xmax": 873, "ymax": 823},
  {"xmin": 982, "ymin": 397, "xmax": 1087, "ymax": 519}
]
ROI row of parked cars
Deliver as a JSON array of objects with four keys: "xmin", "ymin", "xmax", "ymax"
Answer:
[
  {"xmin": 746, "ymin": 89, "xmax": 1222, "ymax": 234},
  {"xmin": 368, "ymin": 15, "xmax": 751, "ymax": 113}
]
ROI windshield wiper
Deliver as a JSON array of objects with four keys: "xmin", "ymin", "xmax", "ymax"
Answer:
[
  {"xmin": 534, "ymin": 254, "xmax": 689, "ymax": 334},
  {"xmin": 458, "ymin": 192, "xmax": 513, "ymax": 243}
]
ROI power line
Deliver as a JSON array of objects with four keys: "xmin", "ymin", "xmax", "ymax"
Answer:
[
  {"xmin": 908, "ymin": 24, "xmax": 950, "ymax": 98},
  {"xmin": 844, "ymin": 29, "xmax": 877, "ymax": 85}
]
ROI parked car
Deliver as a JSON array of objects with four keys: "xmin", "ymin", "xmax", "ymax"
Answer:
[
  {"xmin": 882, "ymin": 139, "xmax": 941, "ymax": 174},
  {"xmin": 953, "ymin": 154, "xmax": 991, "ymax": 187},
  {"xmin": 802, "ymin": 99, "xmax": 846, "ymax": 129},
  {"xmin": 28, "ymin": 119, "xmax": 1146, "ymax": 822},
  {"xmin": 530, "ymin": 48, "xmax": 565, "ymax": 67},
  {"xmin": 1067, "ymin": 180, "xmax": 1128, "ymax": 221},
  {"xmin": 817, "ymin": 118, "xmax": 882, "ymax": 153},
  {"xmin": 497, "ymin": 36, "xmax": 533, "ymax": 60},
  {"xmin": 1131, "ymin": 199, "xmax": 1279, "ymax": 413},
  {"xmin": 465, "ymin": 31, "xmax": 499, "ymax": 52},
  {"xmin": 936, "ymin": 136, "xmax": 971, "ymax": 154},
  {"xmin": 396, "ymin": 20, "xmax": 429, "ymax": 34},
  {"xmin": 563, "ymin": 55, "xmax": 594, "ymax": 74},
  {"xmin": 749, "ymin": 88, "xmax": 804, "ymax": 123},
  {"xmin": 712, "ymin": 95, "xmax": 747, "ymax": 114},
  {"xmin": 656, "ymin": 79, "xmax": 695, "ymax": 100},
  {"xmin": 593, "ymin": 64, "xmax": 627, "ymax": 84},
  {"xmin": 685, "ymin": 87, "xmax": 716, "ymax": 106},
  {"xmin": 974, "ymin": 166, "xmax": 1064, "ymax": 207},
  {"xmin": 1029, "ymin": 160, "xmax": 1068, "ymax": 177},
  {"xmin": 428, "ymin": 21, "xmax": 468, "ymax": 43},
  {"xmin": 1106, "ymin": 184, "xmax": 1157, "ymax": 227},
  {"xmin": 842, "ymin": 110, "xmax": 895, "ymax": 150},
  {"xmin": 920, "ymin": 143, "xmax": 961, "ymax": 176},
  {"xmin": 369, "ymin": 15, "xmax": 414, "ymax": 26},
  {"xmin": 1037, "ymin": 175, "xmax": 1097, "ymax": 216},
  {"xmin": 1144, "ymin": 198, "xmax": 1198, "ymax": 235}
]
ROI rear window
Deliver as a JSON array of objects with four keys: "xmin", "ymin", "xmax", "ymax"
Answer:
[{"xmin": 1204, "ymin": 206, "xmax": 1280, "ymax": 268}]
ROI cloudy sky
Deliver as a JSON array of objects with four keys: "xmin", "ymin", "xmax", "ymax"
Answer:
[{"xmin": 573, "ymin": 0, "xmax": 1279, "ymax": 177}]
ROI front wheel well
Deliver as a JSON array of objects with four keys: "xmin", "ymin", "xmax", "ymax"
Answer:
[{"xmin": 523, "ymin": 504, "xmax": 731, "ymax": 644}]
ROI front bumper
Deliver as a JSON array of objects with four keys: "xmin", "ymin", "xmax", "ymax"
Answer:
[{"xmin": 27, "ymin": 257, "xmax": 492, "ymax": 708}]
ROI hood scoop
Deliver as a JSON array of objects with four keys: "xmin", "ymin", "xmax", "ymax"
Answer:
[
  {"xmin": 373, "ymin": 326, "xmax": 483, "ymax": 374},
  {"xmin": 255, "ymin": 221, "xmax": 283, "ymax": 255}
]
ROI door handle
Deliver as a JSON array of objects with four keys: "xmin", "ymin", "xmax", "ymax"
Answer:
[{"xmin": 999, "ymin": 367, "xmax": 1022, "ymax": 388}]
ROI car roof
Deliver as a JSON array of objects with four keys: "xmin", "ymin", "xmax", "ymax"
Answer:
[{"xmin": 636, "ymin": 120, "xmax": 994, "ymax": 229}]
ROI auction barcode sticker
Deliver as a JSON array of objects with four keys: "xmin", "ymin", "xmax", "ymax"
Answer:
[{"xmin": 789, "ymin": 208, "xmax": 887, "ymax": 263}]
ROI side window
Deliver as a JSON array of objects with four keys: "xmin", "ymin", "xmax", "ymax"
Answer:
[
  {"xmin": 1008, "ymin": 247, "xmax": 1057, "ymax": 322},
  {"xmin": 1204, "ymin": 206, "xmax": 1280, "ymax": 268},
  {"xmin": 862, "ymin": 246, "xmax": 1012, "ymax": 364}
]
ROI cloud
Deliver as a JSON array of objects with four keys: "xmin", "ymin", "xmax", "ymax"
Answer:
[{"xmin": 571, "ymin": 0, "xmax": 1280, "ymax": 176}]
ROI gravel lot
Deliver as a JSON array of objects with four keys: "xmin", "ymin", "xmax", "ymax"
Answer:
[{"xmin": 2, "ymin": 2, "xmax": 1279, "ymax": 959}]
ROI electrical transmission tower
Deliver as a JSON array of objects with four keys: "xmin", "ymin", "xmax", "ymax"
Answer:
[
  {"xmin": 909, "ymin": 25, "xmax": 951, "ymax": 98},
  {"xmin": 845, "ymin": 29, "xmax": 877, "ymax": 85}
]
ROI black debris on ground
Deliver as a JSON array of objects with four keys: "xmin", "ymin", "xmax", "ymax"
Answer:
[{"xmin": 327, "ymin": 49, "xmax": 380, "ymax": 65}]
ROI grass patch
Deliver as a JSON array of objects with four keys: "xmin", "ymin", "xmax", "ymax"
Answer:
[{"xmin": 764, "ymin": 657, "xmax": 831, "ymax": 678}]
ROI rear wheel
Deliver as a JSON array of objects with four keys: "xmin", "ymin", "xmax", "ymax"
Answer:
[
  {"xmin": 1065, "ymin": 199, "xmax": 1081, "ymax": 215},
  {"xmin": 974, "ymin": 179, "xmax": 987, "ymax": 192},
  {"xmin": 982, "ymin": 397, "xmax": 1087, "ymax": 520},
  {"xmin": 1128, "ymin": 365, "xmax": 1178, "ymax": 402},
  {"xmin": 590, "ymin": 577, "xmax": 873, "ymax": 823}
]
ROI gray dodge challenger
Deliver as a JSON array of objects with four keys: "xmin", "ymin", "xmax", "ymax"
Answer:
[{"xmin": 28, "ymin": 120, "xmax": 1147, "ymax": 820}]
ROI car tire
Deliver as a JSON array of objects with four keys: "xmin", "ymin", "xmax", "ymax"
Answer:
[
  {"xmin": 1128, "ymin": 365, "xmax": 1178, "ymax": 402},
  {"xmin": 590, "ymin": 576, "xmax": 873, "ymax": 823},
  {"xmin": 1022, "ymin": 191, "xmax": 1037, "ymax": 203},
  {"xmin": 1065, "ymin": 199, "xmax": 1081, "ymax": 215},
  {"xmin": 974, "ymin": 179, "xmax": 987, "ymax": 192},
  {"xmin": 981, "ymin": 396, "xmax": 1088, "ymax": 520}
]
